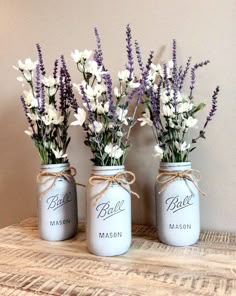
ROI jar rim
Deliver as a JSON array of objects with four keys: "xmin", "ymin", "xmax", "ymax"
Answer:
[
  {"xmin": 41, "ymin": 162, "xmax": 70, "ymax": 169},
  {"xmin": 92, "ymin": 165, "xmax": 125, "ymax": 171},
  {"xmin": 160, "ymin": 162, "xmax": 191, "ymax": 167}
]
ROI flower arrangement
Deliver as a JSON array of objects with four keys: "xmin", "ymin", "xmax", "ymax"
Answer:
[
  {"xmin": 14, "ymin": 44, "xmax": 74, "ymax": 164},
  {"xmin": 138, "ymin": 40, "xmax": 220, "ymax": 162},
  {"xmin": 70, "ymin": 25, "xmax": 148, "ymax": 166}
]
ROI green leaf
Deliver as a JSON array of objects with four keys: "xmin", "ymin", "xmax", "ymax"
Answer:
[{"xmin": 192, "ymin": 103, "xmax": 206, "ymax": 114}]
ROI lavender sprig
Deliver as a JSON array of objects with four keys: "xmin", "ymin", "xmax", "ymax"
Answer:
[
  {"xmin": 53, "ymin": 59, "xmax": 59, "ymax": 79},
  {"xmin": 20, "ymin": 96, "xmax": 35, "ymax": 134},
  {"xmin": 150, "ymin": 82, "xmax": 162, "ymax": 129},
  {"xmin": 35, "ymin": 64, "xmax": 41, "ymax": 107},
  {"xmin": 179, "ymin": 57, "xmax": 191, "ymax": 91},
  {"xmin": 94, "ymin": 27, "xmax": 104, "ymax": 68},
  {"xmin": 189, "ymin": 60, "xmax": 210, "ymax": 100},
  {"xmin": 135, "ymin": 40, "xmax": 145, "ymax": 75},
  {"xmin": 126, "ymin": 24, "xmax": 134, "ymax": 81},
  {"xmin": 163, "ymin": 63, "xmax": 170, "ymax": 96},
  {"xmin": 103, "ymin": 73, "xmax": 115, "ymax": 117},
  {"xmin": 172, "ymin": 39, "xmax": 178, "ymax": 112},
  {"xmin": 203, "ymin": 86, "xmax": 219, "ymax": 129},
  {"xmin": 80, "ymin": 85, "xmax": 95, "ymax": 123},
  {"xmin": 36, "ymin": 43, "xmax": 46, "ymax": 76},
  {"xmin": 40, "ymin": 83, "xmax": 45, "ymax": 113},
  {"xmin": 145, "ymin": 50, "xmax": 154, "ymax": 73},
  {"xmin": 61, "ymin": 55, "xmax": 78, "ymax": 112}
]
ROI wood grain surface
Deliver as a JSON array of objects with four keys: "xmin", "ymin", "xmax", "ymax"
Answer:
[{"xmin": 0, "ymin": 218, "xmax": 235, "ymax": 296}]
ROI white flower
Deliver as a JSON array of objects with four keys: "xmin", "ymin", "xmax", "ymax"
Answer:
[
  {"xmin": 89, "ymin": 121, "xmax": 103, "ymax": 133},
  {"xmin": 24, "ymin": 128, "xmax": 33, "ymax": 136},
  {"xmin": 118, "ymin": 69, "xmax": 131, "ymax": 82},
  {"xmin": 151, "ymin": 63, "xmax": 163, "ymax": 77},
  {"xmin": 160, "ymin": 91, "xmax": 170, "ymax": 104},
  {"xmin": 114, "ymin": 87, "xmax": 121, "ymax": 97},
  {"xmin": 116, "ymin": 107, "xmax": 128, "ymax": 125},
  {"xmin": 103, "ymin": 101, "xmax": 110, "ymax": 113},
  {"xmin": 154, "ymin": 144, "xmax": 164, "ymax": 159},
  {"xmin": 71, "ymin": 49, "xmax": 92, "ymax": 63},
  {"xmin": 167, "ymin": 60, "xmax": 174, "ymax": 69},
  {"xmin": 175, "ymin": 141, "xmax": 190, "ymax": 152},
  {"xmin": 16, "ymin": 58, "xmax": 38, "ymax": 71},
  {"xmin": 51, "ymin": 147, "xmax": 67, "ymax": 159},
  {"xmin": 138, "ymin": 109, "xmax": 153, "ymax": 126},
  {"xmin": 24, "ymin": 71, "xmax": 32, "ymax": 81},
  {"xmin": 177, "ymin": 102, "xmax": 193, "ymax": 113},
  {"xmin": 71, "ymin": 108, "xmax": 86, "ymax": 126},
  {"xmin": 23, "ymin": 90, "xmax": 38, "ymax": 108},
  {"xmin": 185, "ymin": 116, "xmax": 198, "ymax": 128},
  {"xmin": 85, "ymin": 61, "xmax": 106, "ymax": 83},
  {"xmin": 42, "ymin": 104, "xmax": 64, "ymax": 125},
  {"xmin": 83, "ymin": 84, "xmax": 106, "ymax": 99},
  {"xmin": 108, "ymin": 122, "xmax": 114, "ymax": 129},
  {"xmin": 116, "ymin": 131, "xmax": 124, "ymax": 137},
  {"xmin": 147, "ymin": 69, "xmax": 157, "ymax": 82},
  {"xmin": 162, "ymin": 104, "xmax": 174, "ymax": 117},
  {"xmin": 49, "ymin": 87, "xmax": 57, "ymax": 96},
  {"xmin": 129, "ymin": 81, "xmax": 140, "ymax": 89},
  {"xmin": 41, "ymin": 76, "xmax": 58, "ymax": 88},
  {"xmin": 104, "ymin": 143, "xmax": 123, "ymax": 159},
  {"xmin": 96, "ymin": 102, "xmax": 110, "ymax": 114}
]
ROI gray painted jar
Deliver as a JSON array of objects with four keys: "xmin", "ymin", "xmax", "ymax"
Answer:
[
  {"xmin": 155, "ymin": 162, "xmax": 200, "ymax": 246},
  {"xmin": 87, "ymin": 165, "xmax": 131, "ymax": 256},
  {"xmin": 38, "ymin": 163, "xmax": 78, "ymax": 241}
]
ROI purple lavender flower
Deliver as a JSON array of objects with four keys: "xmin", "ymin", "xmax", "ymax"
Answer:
[
  {"xmin": 172, "ymin": 39, "xmax": 178, "ymax": 112},
  {"xmin": 103, "ymin": 73, "xmax": 115, "ymax": 117},
  {"xmin": 60, "ymin": 55, "xmax": 78, "ymax": 112},
  {"xmin": 135, "ymin": 40, "xmax": 145, "ymax": 75},
  {"xmin": 35, "ymin": 64, "xmax": 41, "ymax": 107},
  {"xmin": 20, "ymin": 96, "xmax": 35, "ymax": 134},
  {"xmin": 94, "ymin": 27, "xmax": 104, "ymax": 68},
  {"xmin": 150, "ymin": 81, "xmax": 162, "ymax": 128},
  {"xmin": 40, "ymin": 84, "xmax": 46, "ymax": 113},
  {"xmin": 126, "ymin": 24, "xmax": 134, "ymax": 81},
  {"xmin": 163, "ymin": 63, "xmax": 170, "ymax": 96},
  {"xmin": 53, "ymin": 59, "xmax": 59, "ymax": 79},
  {"xmin": 179, "ymin": 57, "xmax": 191, "ymax": 91},
  {"xmin": 145, "ymin": 50, "xmax": 154, "ymax": 73},
  {"xmin": 36, "ymin": 43, "xmax": 46, "ymax": 76},
  {"xmin": 189, "ymin": 60, "xmax": 210, "ymax": 99},
  {"xmin": 203, "ymin": 86, "xmax": 219, "ymax": 129},
  {"xmin": 80, "ymin": 85, "xmax": 95, "ymax": 123}
]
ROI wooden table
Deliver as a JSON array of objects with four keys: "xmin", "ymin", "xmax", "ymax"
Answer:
[{"xmin": 0, "ymin": 218, "xmax": 235, "ymax": 296}]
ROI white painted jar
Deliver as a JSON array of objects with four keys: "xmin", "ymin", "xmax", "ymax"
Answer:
[
  {"xmin": 155, "ymin": 162, "xmax": 200, "ymax": 246},
  {"xmin": 38, "ymin": 163, "xmax": 78, "ymax": 241},
  {"xmin": 87, "ymin": 166, "xmax": 131, "ymax": 256}
]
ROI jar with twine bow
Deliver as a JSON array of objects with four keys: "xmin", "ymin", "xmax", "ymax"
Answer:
[
  {"xmin": 155, "ymin": 162, "xmax": 205, "ymax": 246},
  {"xmin": 86, "ymin": 166, "xmax": 139, "ymax": 256},
  {"xmin": 37, "ymin": 163, "xmax": 83, "ymax": 241}
]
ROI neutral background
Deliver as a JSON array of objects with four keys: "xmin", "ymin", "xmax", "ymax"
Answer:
[{"xmin": 0, "ymin": 0, "xmax": 235, "ymax": 231}]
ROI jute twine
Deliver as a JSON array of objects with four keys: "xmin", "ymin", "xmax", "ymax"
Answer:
[
  {"xmin": 156, "ymin": 169, "xmax": 206, "ymax": 196},
  {"xmin": 37, "ymin": 166, "xmax": 85, "ymax": 199},
  {"xmin": 88, "ymin": 171, "xmax": 140, "ymax": 205}
]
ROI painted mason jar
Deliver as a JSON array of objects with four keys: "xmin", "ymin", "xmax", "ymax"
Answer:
[
  {"xmin": 155, "ymin": 162, "xmax": 200, "ymax": 246},
  {"xmin": 38, "ymin": 163, "xmax": 78, "ymax": 241},
  {"xmin": 87, "ymin": 165, "xmax": 131, "ymax": 256}
]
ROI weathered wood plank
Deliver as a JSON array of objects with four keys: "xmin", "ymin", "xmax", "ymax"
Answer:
[{"xmin": 0, "ymin": 218, "xmax": 235, "ymax": 295}]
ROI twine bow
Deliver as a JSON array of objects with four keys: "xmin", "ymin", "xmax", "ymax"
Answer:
[
  {"xmin": 156, "ymin": 169, "xmax": 206, "ymax": 196},
  {"xmin": 37, "ymin": 166, "xmax": 85, "ymax": 199},
  {"xmin": 88, "ymin": 171, "xmax": 140, "ymax": 205}
]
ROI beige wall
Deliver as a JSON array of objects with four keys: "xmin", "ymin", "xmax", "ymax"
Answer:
[{"xmin": 0, "ymin": 0, "xmax": 235, "ymax": 231}]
